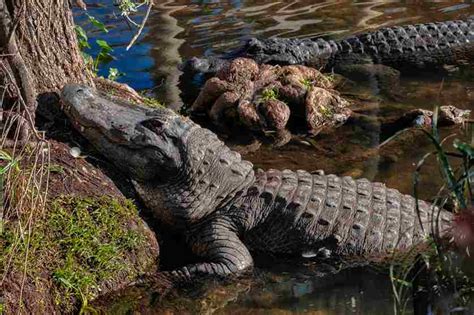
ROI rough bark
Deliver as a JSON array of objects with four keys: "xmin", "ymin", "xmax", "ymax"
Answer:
[
  {"xmin": 0, "ymin": 0, "xmax": 93, "ymax": 146},
  {"xmin": 2, "ymin": 0, "xmax": 93, "ymax": 96}
]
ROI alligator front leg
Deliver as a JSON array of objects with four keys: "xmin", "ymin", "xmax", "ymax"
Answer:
[{"xmin": 150, "ymin": 218, "xmax": 253, "ymax": 290}]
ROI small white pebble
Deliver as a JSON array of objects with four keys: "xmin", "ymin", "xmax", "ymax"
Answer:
[
  {"xmin": 69, "ymin": 147, "xmax": 81, "ymax": 158},
  {"xmin": 298, "ymin": 140, "xmax": 312, "ymax": 147},
  {"xmin": 301, "ymin": 250, "xmax": 317, "ymax": 258},
  {"xmin": 351, "ymin": 296, "xmax": 356, "ymax": 308}
]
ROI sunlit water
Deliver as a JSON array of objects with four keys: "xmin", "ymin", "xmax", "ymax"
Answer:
[{"xmin": 75, "ymin": 2, "xmax": 474, "ymax": 314}]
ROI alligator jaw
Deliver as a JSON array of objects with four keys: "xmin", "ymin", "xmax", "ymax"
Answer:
[
  {"xmin": 61, "ymin": 84, "xmax": 174, "ymax": 143},
  {"xmin": 61, "ymin": 84, "xmax": 185, "ymax": 182}
]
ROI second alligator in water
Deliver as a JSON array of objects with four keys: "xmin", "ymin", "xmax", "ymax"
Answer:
[
  {"xmin": 182, "ymin": 18, "xmax": 474, "ymax": 75},
  {"xmin": 61, "ymin": 85, "xmax": 453, "ymax": 285}
]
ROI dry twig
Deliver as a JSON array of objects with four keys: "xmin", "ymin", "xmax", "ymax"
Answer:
[{"xmin": 126, "ymin": 0, "xmax": 153, "ymax": 50}]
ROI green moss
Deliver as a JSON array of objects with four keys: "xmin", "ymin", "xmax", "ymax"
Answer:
[
  {"xmin": 51, "ymin": 197, "xmax": 146, "ymax": 310},
  {"xmin": 141, "ymin": 96, "xmax": 165, "ymax": 108},
  {"xmin": 2, "ymin": 196, "xmax": 149, "ymax": 313},
  {"xmin": 301, "ymin": 78, "xmax": 313, "ymax": 89},
  {"xmin": 318, "ymin": 105, "xmax": 333, "ymax": 118},
  {"xmin": 260, "ymin": 88, "xmax": 279, "ymax": 102},
  {"xmin": 325, "ymin": 73, "xmax": 337, "ymax": 82},
  {"xmin": 47, "ymin": 164, "xmax": 65, "ymax": 174}
]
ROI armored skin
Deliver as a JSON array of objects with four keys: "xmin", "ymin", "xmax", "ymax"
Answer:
[
  {"xmin": 181, "ymin": 18, "xmax": 474, "ymax": 75},
  {"xmin": 61, "ymin": 85, "xmax": 452, "ymax": 283}
]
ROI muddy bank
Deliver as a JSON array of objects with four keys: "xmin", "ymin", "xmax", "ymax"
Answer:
[{"xmin": 1, "ymin": 141, "xmax": 159, "ymax": 314}]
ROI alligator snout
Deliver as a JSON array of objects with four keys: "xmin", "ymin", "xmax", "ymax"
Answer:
[{"xmin": 61, "ymin": 84, "xmax": 94, "ymax": 103}]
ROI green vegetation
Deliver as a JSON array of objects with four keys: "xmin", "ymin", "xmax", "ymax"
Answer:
[
  {"xmin": 108, "ymin": 68, "xmax": 125, "ymax": 81},
  {"xmin": 74, "ymin": 15, "xmax": 114, "ymax": 75},
  {"xmin": 118, "ymin": 0, "xmax": 141, "ymax": 16},
  {"xmin": 388, "ymin": 105, "xmax": 474, "ymax": 314},
  {"xmin": 301, "ymin": 78, "xmax": 313, "ymax": 89},
  {"xmin": 0, "ymin": 149, "xmax": 20, "ymax": 175},
  {"xmin": 74, "ymin": 1, "xmax": 153, "ymax": 78},
  {"xmin": 260, "ymin": 88, "xmax": 279, "ymax": 102},
  {"xmin": 141, "ymin": 95, "xmax": 165, "ymax": 108},
  {"xmin": 2, "ymin": 196, "xmax": 149, "ymax": 313},
  {"xmin": 318, "ymin": 104, "xmax": 333, "ymax": 118}
]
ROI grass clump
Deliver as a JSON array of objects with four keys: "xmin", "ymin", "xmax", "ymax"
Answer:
[
  {"xmin": 388, "ymin": 105, "xmax": 474, "ymax": 314},
  {"xmin": 50, "ymin": 196, "xmax": 146, "ymax": 311},
  {"xmin": 141, "ymin": 95, "xmax": 165, "ymax": 108},
  {"xmin": 2, "ymin": 196, "xmax": 148, "ymax": 313}
]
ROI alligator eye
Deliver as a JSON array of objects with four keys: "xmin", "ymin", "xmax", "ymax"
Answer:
[{"xmin": 142, "ymin": 119, "xmax": 165, "ymax": 134}]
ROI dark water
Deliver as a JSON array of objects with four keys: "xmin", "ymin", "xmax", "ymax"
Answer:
[{"xmin": 76, "ymin": 1, "xmax": 474, "ymax": 314}]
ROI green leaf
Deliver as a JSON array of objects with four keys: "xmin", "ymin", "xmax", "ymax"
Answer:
[
  {"xmin": 80, "ymin": 51, "xmax": 92, "ymax": 63},
  {"xmin": 0, "ymin": 150, "xmax": 20, "ymax": 175},
  {"xmin": 454, "ymin": 140, "xmax": 474, "ymax": 158},
  {"xmin": 96, "ymin": 40, "xmax": 113, "ymax": 53},
  {"xmin": 74, "ymin": 26, "xmax": 90, "ymax": 50},
  {"xmin": 87, "ymin": 14, "xmax": 108, "ymax": 33},
  {"xmin": 107, "ymin": 68, "xmax": 124, "ymax": 81},
  {"xmin": 74, "ymin": 25, "xmax": 87, "ymax": 41},
  {"xmin": 392, "ymin": 277, "xmax": 413, "ymax": 288},
  {"xmin": 97, "ymin": 52, "xmax": 114, "ymax": 64}
]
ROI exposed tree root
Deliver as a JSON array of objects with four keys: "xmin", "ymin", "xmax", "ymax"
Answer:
[{"xmin": 0, "ymin": 0, "xmax": 37, "ymax": 147}]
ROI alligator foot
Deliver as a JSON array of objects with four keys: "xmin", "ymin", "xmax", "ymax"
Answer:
[{"xmin": 380, "ymin": 105, "xmax": 471, "ymax": 139}]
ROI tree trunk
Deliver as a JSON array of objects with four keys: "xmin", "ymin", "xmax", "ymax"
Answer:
[
  {"xmin": 1, "ymin": 0, "xmax": 93, "ymax": 105},
  {"xmin": 0, "ymin": 0, "xmax": 93, "ymax": 144},
  {"xmin": 10, "ymin": 0, "xmax": 93, "ymax": 94}
]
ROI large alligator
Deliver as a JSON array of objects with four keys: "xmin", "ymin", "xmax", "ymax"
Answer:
[
  {"xmin": 61, "ymin": 85, "xmax": 452, "ymax": 284},
  {"xmin": 181, "ymin": 18, "xmax": 474, "ymax": 76}
]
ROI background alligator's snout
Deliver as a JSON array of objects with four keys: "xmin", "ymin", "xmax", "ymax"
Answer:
[
  {"xmin": 180, "ymin": 57, "xmax": 211, "ymax": 73},
  {"xmin": 61, "ymin": 84, "xmax": 94, "ymax": 106}
]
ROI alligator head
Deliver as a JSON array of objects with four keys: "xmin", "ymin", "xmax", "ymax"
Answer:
[
  {"xmin": 61, "ymin": 84, "xmax": 195, "ymax": 184},
  {"xmin": 179, "ymin": 56, "xmax": 229, "ymax": 74}
]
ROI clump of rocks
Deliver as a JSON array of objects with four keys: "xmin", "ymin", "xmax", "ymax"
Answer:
[{"xmin": 190, "ymin": 58, "xmax": 351, "ymax": 145}]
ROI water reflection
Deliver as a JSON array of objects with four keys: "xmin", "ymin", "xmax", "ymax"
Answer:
[{"xmin": 78, "ymin": 1, "xmax": 473, "ymax": 104}]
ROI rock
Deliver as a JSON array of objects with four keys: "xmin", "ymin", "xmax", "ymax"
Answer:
[
  {"xmin": 259, "ymin": 99, "xmax": 291, "ymax": 130},
  {"xmin": 209, "ymin": 91, "xmax": 241, "ymax": 123},
  {"xmin": 280, "ymin": 64, "xmax": 335, "ymax": 89},
  {"xmin": 305, "ymin": 87, "xmax": 351, "ymax": 133},
  {"xmin": 238, "ymin": 100, "xmax": 262, "ymax": 131},
  {"xmin": 217, "ymin": 57, "xmax": 259, "ymax": 83},
  {"xmin": 439, "ymin": 105, "xmax": 471, "ymax": 125},
  {"xmin": 191, "ymin": 77, "xmax": 230, "ymax": 113},
  {"xmin": 191, "ymin": 58, "xmax": 351, "ymax": 144},
  {"xmin": 386, "ymin": 105, "xmax": 471, "ymax": 132},
  {"xmin": 279, "ymin": 84, "xmax": 307, "ymax": 106}
]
